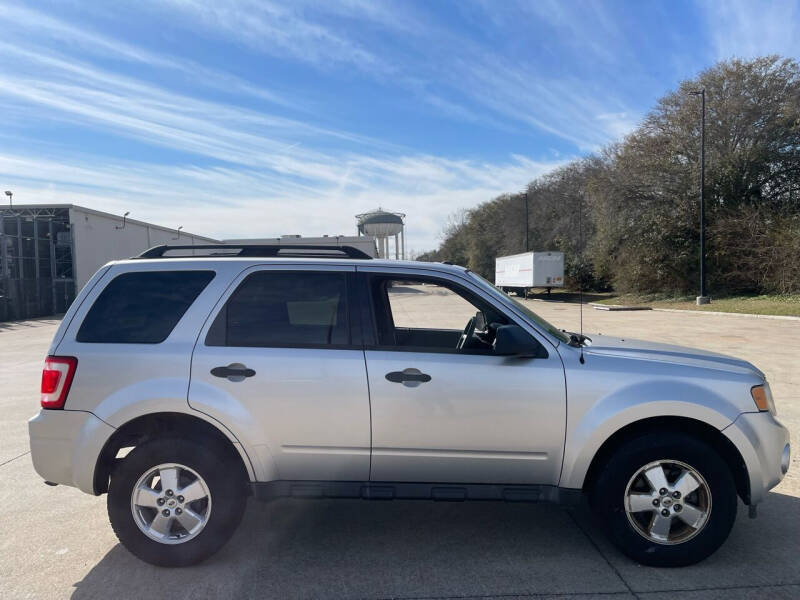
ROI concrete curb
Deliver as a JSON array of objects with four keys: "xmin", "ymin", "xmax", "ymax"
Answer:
[
  {"xmin": 649, "ymin": 307, "xmax": 800, "ymax": 321},
  {"xmin": 536, "ymin": 299, "xmax": 800, "ymax": 321},
  {"xmin": 592, "ymin": 305, "xmax": 652, "ymax": 311}
]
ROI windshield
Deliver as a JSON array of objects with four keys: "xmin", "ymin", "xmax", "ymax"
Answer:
[{"xmin": 466, "ymin": 271, "xmax": 571, "ymax": 344}]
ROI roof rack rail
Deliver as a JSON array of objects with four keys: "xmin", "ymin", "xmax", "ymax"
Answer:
[{"xmin": 135, "ymin": 244, "xmax": 373, "ymax": 260}]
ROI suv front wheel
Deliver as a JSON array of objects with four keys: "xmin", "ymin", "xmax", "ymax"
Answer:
[
  {"xmin": 591, "ymin": 432, "xmax": 737, "ymax": 567},
  {"xmin": 107, "ymin": 437, "xmax": 246, "ymax": 566}
]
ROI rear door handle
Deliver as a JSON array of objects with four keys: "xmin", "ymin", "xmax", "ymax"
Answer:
[
  {"xmin": 211, "ymin": 363, "xmax": 256, "ymax": 382},
  {"xmin": 385, "ymin": 368, "xmax": 431, "ymax": 388}
]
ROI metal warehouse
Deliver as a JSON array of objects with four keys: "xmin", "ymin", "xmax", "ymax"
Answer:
[{"xmin": 0, "ymin": 204, "xmax": 218, "ymax": 321}]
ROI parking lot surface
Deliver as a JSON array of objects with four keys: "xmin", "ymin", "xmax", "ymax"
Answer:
[{"xmin": 1, "ymin": 301, "xmax": 798, "ymax": 599}]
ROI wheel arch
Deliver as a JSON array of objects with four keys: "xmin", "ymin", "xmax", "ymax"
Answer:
[
  {"xmin": 581, "ymin": 416, "xmax": 751, "ymax": 505},
  {"xmin": 93, "ymin": 412, "xmax": 253, "ymax": 495}
]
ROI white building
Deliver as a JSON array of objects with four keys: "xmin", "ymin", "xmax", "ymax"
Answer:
[
  {"xmin": 0, "ymin": 204, "xmax": 217, "ymax": 320},
  {"xmin": 0, "ymin": 204, "xmax": 389, "ymax": 321}
]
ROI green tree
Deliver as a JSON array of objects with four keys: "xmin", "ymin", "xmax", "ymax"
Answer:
[{"xmin": 424, "ymin": 56, "xmax": 800, "ymax": 295}]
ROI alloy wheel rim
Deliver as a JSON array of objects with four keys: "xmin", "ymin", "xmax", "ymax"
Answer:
[
  {"xmin": 130, "ymin": 462, "xmax": 212, "ymax": 545},
  {"xmin": 624, "ymin": 459, "xmax": 711, "ymax": 545}
]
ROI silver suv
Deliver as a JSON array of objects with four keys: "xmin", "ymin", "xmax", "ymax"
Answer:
[{"xmin": 29, "ymin": 244, "xmax": 790, "ymax": 567}]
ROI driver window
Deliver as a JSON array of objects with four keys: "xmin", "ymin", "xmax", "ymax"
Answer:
[
  {"xmin": 373, "ymin": 277, "xmax": 508, "ymax": 353},
  {"xmin": 387, "ymin": 280, "xmax": 476, "ymax": 329}
]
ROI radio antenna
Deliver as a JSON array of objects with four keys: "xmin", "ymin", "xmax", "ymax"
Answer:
[{"xmin": 578, "ymin": 191, "xmax": 585, "ymax": 364}]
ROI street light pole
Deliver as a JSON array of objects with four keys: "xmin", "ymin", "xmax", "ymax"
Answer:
[
  {"xmin": 522, "ymin": 189, "xmax": 529, "ymax": 252},
  {"xmin": 689, "ymin": 89, "xmax": 710, "ymax": 305},
  {"xmin": 3, "ymin": 190, "xmax": 11, "ymax": 208}
]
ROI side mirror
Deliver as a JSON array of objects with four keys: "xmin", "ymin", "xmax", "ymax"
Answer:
[{"xmin": 493, "ymin": 325, "xmax": 545, "ymax": 358}]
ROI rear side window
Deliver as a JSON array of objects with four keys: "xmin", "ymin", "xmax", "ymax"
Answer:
[
  {"xmin": 206, "ymin": 271, "xmax": 349, "ymax": 347},
  {"xmin": 77, "ymin": 271, "xmax": 215, "ymax": 344}
]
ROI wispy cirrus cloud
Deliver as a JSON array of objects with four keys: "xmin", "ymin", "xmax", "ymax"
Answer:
[
  {"xmin": 0, "ymin": 40, "xmax": 403, "ymax": 168},
  {"xmin": 0, "ymin": 3, "xmax": 297, "ymax": 109},
  {"xmin": 136, "ymin": 0, "xmax": 643, "ymax": 149},
  {"xmin": 0, "ymin": 148, "xmax": 564, "ymax": 251},
  {"xmin": 0, "ymin": 2, "xmax": 570, "ymax": 250},
  {"xmin": 6, "ymin": 0, "xmax": 795, "ymax": 253},
  {"xmin": 700, "ymin": 0, "xmax": 800, "ymax": 60},
  {"xmin": 147, "ymin": 0, "xmax": 390, "ymax": 73},
  {"xmin": 4, "ymin": 1, "xmax": 644, "ymax": 153}
]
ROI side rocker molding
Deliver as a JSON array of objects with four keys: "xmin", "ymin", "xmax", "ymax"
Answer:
[{"xmin": 251, "ymin": 480, "xmax": 584, "ymax": 505}]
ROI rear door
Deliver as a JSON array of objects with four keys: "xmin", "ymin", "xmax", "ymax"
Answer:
[
  {"xmin": 189, "ymin": 264, "xmax": 371, "ymax": 482},
  {"xmin": 360, "ymin": 266, "xmax": 566, "ymax": 485}
]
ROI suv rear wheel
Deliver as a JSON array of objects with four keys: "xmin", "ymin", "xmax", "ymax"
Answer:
[
  {"xmin": 108, "ymin": 437, "xmax": 246, "ymax": 566},
  {"xmin": 590, "ymin": 432, "xmax": 737, "ymax": 567}
]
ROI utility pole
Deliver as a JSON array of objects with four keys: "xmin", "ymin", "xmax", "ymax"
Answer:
[{"xmin": 689, "ymin": 89, "xmax": 709, "ymax": 305}]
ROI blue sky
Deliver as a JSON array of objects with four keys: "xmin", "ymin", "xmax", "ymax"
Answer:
[{"xmin": 1, "ymin": 1, "xmax": 799, "ymax": 252}]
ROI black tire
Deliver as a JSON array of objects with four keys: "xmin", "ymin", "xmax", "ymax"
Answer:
[
  {"xmin": 108, "ymin": 437, "xmax": 247, "ymax": 567},
  {"xmin": 590, "ymin": 432, "xmax": 737, "ymax": 567}
]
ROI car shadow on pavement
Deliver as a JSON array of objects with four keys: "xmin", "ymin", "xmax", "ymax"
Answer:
[{"xmin": 71, "ymin": 491, "xmax": 800, "ymax": 600}]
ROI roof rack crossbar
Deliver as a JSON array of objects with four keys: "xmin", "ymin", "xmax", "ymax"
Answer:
[{"xmin": 135, "ymin": 244, "xmax": 373, "ymax": 260}]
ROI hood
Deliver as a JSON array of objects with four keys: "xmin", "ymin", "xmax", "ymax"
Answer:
[{"xmin": 583, "ymin": 334, "xmax": 765, "ymax": 379}]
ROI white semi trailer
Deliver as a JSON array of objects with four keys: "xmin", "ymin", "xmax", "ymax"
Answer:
[{"xmin": 495, "ymin": 251, "xmax": 565, "ymax": 297}]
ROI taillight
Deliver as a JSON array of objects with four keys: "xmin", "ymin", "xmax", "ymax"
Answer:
[{"xmin": 41, "ymin": 356, "xmax": 78, "ymax": 409}]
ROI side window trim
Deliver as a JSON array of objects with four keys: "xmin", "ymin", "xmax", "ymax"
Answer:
[
  {"xmin": 368, "ymin": 276, "xmax": 395, "ymax": 346},
  {"xmin": 350, "ymin": 271, "xmax": 377, "ymax": 348},
  {"xmin": 347, "ymin": 271, "xmax": 372, "ymax": 347},
  {"xmin": 202, "ymin": 265, "xmax": 360, "ymax": 351}
]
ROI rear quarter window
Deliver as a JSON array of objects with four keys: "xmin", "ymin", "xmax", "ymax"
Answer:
[{"xmin": 76, "ymin": 270, "xmax": 215, "ymax": 344}]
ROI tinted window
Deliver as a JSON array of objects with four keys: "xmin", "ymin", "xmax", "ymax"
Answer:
[
  {"xmin": 77, "ymin": 271, "xmax": 215, "ymax": 343},
  {"xmin": 207, "ymin": 271, "xmax": 349, "ymax": 347}
]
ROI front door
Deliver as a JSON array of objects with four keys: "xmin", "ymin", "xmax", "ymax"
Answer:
[
  {"xmin": 360, "ymin": 268, "xmax": 566, "ymax": 485},
  {"xmin": 189, "ymin": 265, "xmax": 371, "ymax": 482}
]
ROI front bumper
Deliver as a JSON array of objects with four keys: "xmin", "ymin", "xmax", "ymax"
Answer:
[
  {"xmin": 723, "ymin": 411, "xmax": 790, "ymax": 505},
  {"xmin": 28, "ymin": 409, "xmax": 115, "ymax": 494}
]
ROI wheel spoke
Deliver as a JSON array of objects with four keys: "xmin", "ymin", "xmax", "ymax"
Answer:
[
  {"xmin": 673, "ymin": 470, "xmax": 701, "ymax": 497},
  {"xmin": 149, "ymin": 512, "xmax": 173, "ymax": 537},
  {"xmin": 158, "ymin": 467, "xmax": 179, "ymax": 493},
  {"xmin": 133, "ymin": 486, "xmax": 161, "ymax": 508},
  {"xmin": 643, "ymin": 465, "xmax": 669, "ymax": 492},
  {"xmin": 627, "ymin": 493, "xmax": 656, "ymax": 513},
  {"xmin": 179, "ymin": 479, "xmax": 207, "ymax": 503},
  {"xmin": 175, "ymin": 507, "xmax": 203, "ymax": 533},
  {"xmin": 676, "ymin": 503, "xmax": 706, "ymax": 529},
  {"xmin": 648, "ymin": 513, "xmax": 673, "ymax": 541}
]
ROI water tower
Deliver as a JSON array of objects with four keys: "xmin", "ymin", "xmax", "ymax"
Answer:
[{"xmin": 356, "ymin": 208, "xmax": 405, "ymax": 259}]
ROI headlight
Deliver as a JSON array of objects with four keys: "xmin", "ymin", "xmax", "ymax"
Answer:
[{"xmin": 751, "ymin": 383, "xmax": 776, "ymax": 416}]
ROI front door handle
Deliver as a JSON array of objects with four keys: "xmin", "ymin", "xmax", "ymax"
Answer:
[
  {"xmin": 385, "ymin": 368, "xmax": 431, "ymax": 388},
  {"xmin": 211, "ymin": 363, "xmax": 256, "ymax": 382}
]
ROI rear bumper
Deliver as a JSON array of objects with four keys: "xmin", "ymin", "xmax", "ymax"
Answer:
[
  {"xmin": 723, "ymin": 411, "xmax": 790, "ymax": 505},
  {"xmin": 28, "ymin": 409, "xmax": 115, "ymax": 494}
]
